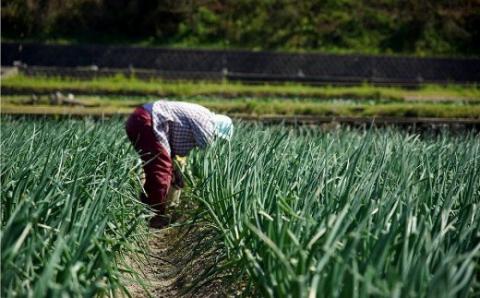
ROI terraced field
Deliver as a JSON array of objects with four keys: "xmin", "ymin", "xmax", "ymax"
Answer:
[{"xmin": 2, "ymin": 75, "xmax": 480, "ymax": 120}]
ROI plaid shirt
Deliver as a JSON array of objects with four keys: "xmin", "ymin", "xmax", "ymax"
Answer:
[{"xmin": 144, "ymin": 100, "xmax": 216, "ymax": 156}]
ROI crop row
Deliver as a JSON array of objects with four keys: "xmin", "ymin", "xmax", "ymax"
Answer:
[
  {"xmin": 186, "ymin": 125, "xmax": 480, "ymax": 297},
  {"xmin": 1, "ymin": 118, "xmax": 149, "ymax": 297},
  {"xmin": 2, "ymin": 118, "xmax": 479, "ymax": 297}
]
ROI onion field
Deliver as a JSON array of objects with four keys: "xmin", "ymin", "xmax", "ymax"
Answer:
[
  {"xmin": 1, "ymin": 118, "xmax": 479, "ymax": 297},
  {"xmin": 186, "ymin": 124, "xmax": 480, "ymax": 297},
  {"xmin": 1, "ymin": 118, "xmax": 149, "ymax": 297}
]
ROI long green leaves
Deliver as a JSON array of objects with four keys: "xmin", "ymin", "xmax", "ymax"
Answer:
[
  {"xmin": 1, "ymin": 118, "xmax": 149, "ymax": 297},
  {"xmin": 187, "ymin": 125, "xmax": 480, "ymax": 297}
]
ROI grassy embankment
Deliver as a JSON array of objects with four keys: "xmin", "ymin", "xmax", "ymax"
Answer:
[{"xmin": 2, "ymin": 74, "xmax": 480, "ymax": 118}]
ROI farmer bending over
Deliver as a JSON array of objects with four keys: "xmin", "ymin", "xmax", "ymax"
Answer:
[{"xmin": 125, "ymin": 100, "xmax": 233, "ymax": 228}]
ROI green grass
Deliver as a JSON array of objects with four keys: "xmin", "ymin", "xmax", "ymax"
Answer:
[
  {"xmin": 0, "ymin": 118, "xmax": 150, "ymax": 297},
  {"xmin": 3, "ymin": 74, "xmax": 480, "ymax": 101},
  {"xmin": 184, "ymin": 124, "xmax": 480, "ymax": 297},
  {"xmin": 2, "ymin": 95, "xmax": 480, "ymax": 119},
  {"xmin": 205, "ymin": 100, "xmax": 480, "ymax": 118},
  {"xmin": 3, "ymin": 74, "xmax": 479, "ymax": 119}
]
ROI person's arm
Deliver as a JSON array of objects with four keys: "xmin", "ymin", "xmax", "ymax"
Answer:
[
  {"xmin": 152, "ymin": 120, "xmax": 171, "ymax": 155},
  {"xmin": 172, "ymin": 164, "xmax": 184, "ymax": 188}
]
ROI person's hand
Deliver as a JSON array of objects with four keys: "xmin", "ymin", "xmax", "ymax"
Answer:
[{"xmin": 172, "ymin": 166, "xmax": 185, "ymax": 189}]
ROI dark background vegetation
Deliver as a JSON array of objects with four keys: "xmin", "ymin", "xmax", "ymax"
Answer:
[{"xmin": 2, "ymin": 0, "xmax": 480, "ymax": 56}]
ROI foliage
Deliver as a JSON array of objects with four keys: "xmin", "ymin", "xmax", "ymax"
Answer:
[
  {"xmin": 0, "ymin": 118, "xmax": 149, "ymax": 297},
  {"xmin": 1, "ymin": 116, "xmax": 479, "ymax": 297},
  {"xmin": 2, "ymin": 0, "xmax": 479, "ymax": 56},
  {"xmin": 185, "ymin": 124, "xmax": 480, "ymax": 297}
]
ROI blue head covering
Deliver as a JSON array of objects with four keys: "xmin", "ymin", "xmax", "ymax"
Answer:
[{"xmin": 213, "ymin": 114, "xmax": 234, "ymax": 140}]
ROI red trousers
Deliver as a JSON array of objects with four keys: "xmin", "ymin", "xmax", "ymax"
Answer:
[{"xmin": 125, "ymin": 107, "xmax": 172, "ymax": 215}]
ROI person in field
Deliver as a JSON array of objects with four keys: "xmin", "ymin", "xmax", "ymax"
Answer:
[{"xmin": 125, "ymin": 100, "xmax": 233, "ymax": 228}]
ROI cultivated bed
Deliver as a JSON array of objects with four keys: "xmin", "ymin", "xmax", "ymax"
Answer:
[{"xmin": 1, "ymin": 119, "xmax": 479, "ymax": 297}]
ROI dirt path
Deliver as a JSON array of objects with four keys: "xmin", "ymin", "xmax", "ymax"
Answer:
[
  {"xmin": 123, "ymin": 224, "xmax": 240, "ymax": 298},
  {"xmin": 124, "ymin": 227, "xmax": 181, "ymax": 297}
]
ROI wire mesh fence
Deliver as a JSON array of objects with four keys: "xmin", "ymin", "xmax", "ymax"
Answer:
[{"xmin": 2, "ymin": 42, "xmax": 479, "ymax": 85}]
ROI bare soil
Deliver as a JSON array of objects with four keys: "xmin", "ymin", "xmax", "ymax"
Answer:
[{"xmin": 122, "ymin": 223, "xmax": 244, "ymax": 298}]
